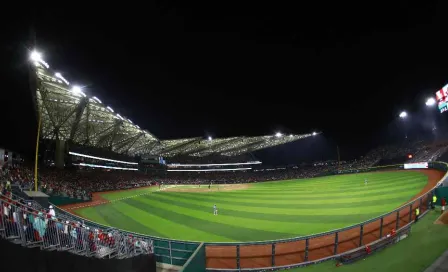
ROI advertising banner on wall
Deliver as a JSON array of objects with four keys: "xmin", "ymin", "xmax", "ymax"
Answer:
[{"xmin": 404, "ymin": 162, "xmax": 428, "ymax": 169}]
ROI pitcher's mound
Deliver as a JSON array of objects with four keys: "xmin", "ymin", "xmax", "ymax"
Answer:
[
  {"xmin": 435, "ymin": 211, "xmax": 448, "ymax": 225},
  {"xmin": 163, "ymin": 184, "xmax": 250, "ymax": 193}
]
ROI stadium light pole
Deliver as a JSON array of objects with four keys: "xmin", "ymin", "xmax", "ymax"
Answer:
[
  {"xmin": 399, "ymin": 111, "xmax": 408, "ymax": 139},
  {"xmin": 425, "ymin": 97, "xmax": 436, "ymax": 107},
  {"xmin": 30, "ymin": 50, "xmax": 42, "ymax": 192},
  {"xmin": 34, "ymin": 110, "xmax": 42, "ymax": 192}
]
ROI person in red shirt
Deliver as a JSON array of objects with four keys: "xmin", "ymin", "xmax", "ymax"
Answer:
[{"xmin": 441, "ymin": 197, "xmax": 446, "ymax": 214}]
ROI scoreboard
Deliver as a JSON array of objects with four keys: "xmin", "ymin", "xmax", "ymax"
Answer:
[{"xmin": 436, "ymin": 84, "xmax": 448, "ymax": 113}]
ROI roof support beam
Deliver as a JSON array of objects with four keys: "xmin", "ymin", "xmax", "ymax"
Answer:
[
  {"xmin": 69, "ymin": 98, "xmax": 88, "ymax": 141},
  {"xmin": 108, "ymin": 120, "xmax": 123, "ymax": 149}
]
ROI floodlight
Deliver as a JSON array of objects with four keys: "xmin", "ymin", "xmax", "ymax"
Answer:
[
  {"xmin": 92, "ymin": 96, "xmax": 102, "ymax": 103},
  {"xmin": 71, "ymin": 86, "xmax": 82, "ymax": 94},
  {"xmin": 289, "ymin": 134, "xmax": 293, "ymax": 137},
  {"xmin": 399, "ymin": 111, "xmax": 407, "ymax": 118},
  {"xmin": 106, "ymin": 106, "xmax": 114, "ymax": 112},
  {"xmin": 208, "ymin": 136, "xmax": 212, "ymax": 141},
  {"xmin": 275, "ymin": 132, "xmax": 282, "ymax": 137},
  {"xmin": 312, "ymin": 132, "xmax": 317, "ymax": 136},
  {"xmin": 30, "ymin": 51, "xmax": 42, "ymax": 62},
  {"xmin": 425, "ymin": 97, "xmax": 436, "ymax": 106},
  {"xmin": 55, "ymin": 72, "xmax": 62, "ymax": 78}
]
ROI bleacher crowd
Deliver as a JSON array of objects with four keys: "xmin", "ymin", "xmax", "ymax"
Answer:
[{"xmin": 1, "ymin": 140, "xmax": 448, "ymax": 201}]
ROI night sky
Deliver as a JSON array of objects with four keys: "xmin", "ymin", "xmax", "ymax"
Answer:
[{"xmin": 3, "ymin": 2, "xmax": 448, "ymax": 161}]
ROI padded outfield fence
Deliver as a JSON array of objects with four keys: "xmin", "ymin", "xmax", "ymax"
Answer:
[
  {"xmin": 204, "ymin": 162, "xmax": 447, "ymax": 271},
  {"xmin": 1, "ymin": 162, "xmax": 446, "ymax": 272}
]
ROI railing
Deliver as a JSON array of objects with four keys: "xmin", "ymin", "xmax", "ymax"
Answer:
[
  {"xmin": 0, "ymin": 196, "xmax": 153, "ymax": 259},
  {"xmin": 0, "ymin": 193, "xmax": 199, "ymax": 266},
  {"xmin": 204, "ymin": 162, "xmax": 447, "ymax": 271}
]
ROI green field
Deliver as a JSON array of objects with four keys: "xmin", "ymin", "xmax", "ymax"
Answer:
[
  {"xmin": 76, "ymin": 171, "xmax": 428, "ymax": 242},
  {"xmin": 293, "ymin": 210, "xmax": 448, "ymax": 272}
]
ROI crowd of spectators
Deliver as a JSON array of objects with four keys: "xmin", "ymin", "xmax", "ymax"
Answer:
[{"xmin": 2, "ymin": 140, "xmax": 448, "ymax": 200}]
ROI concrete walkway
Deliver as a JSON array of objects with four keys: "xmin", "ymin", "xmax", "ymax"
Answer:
[{"xmin": 424, "ymin": 250, "xmax": 448, "ymax": 272}]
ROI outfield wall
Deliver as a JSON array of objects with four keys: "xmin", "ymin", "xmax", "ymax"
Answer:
[{"xmin": 204, "ymin": 162, "xmax": 447, "ymax": 271}]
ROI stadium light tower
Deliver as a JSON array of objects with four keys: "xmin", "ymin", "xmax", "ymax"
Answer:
[
  {"xmin": 275, "ymin": 132, "xmax": 282, "ymax": 138},
  {"xmin": 29, "ymin": 50, "xmax": 49, "ymax": 68},
  {"xmin": 425, "ymin": 97, "xmax": 436, "ymax": 107},
  {"xmin": 71, "ymin": 86, "xmax": 86, "ymax": 97},
  {"xmin": 30, "ymin": 51, "xmax": 42, "ymax": 62},
  {"xmin": 399, "ymin": 111, "xmax": 407, "ymax": 118}
]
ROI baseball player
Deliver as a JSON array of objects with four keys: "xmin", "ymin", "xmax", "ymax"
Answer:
[{"xmin": 213, "ymin": 204, "xmax": 218, "ymax": 215}]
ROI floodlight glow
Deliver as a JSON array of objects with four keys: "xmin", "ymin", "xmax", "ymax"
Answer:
[
  {"xmin": 71, "ymin": 86, "xmax": 82, "ymax": 94},
  {"xmin": 399, "ymin": 111, "xmax": 407, "ymax": 118},
  {"xmin": 312, "ymin": 132, "xmax": 317, "ymax": 136},
  {"xmin": 167, "ymin": 161, "xmax": 262, "ymax": 167},
  {"xmin": 208, "ymin": 136, "xmax": 212, "ymax": 141},
  {"xmin": 73, "ymin": 163, "xmax": 138, "ymax": 171},
  {"xmin": 69, "ymin": 151, "xmax": 138, "ymax": 165},
  {"xmin": 167, "ymin": 167, "xmax": 252, "ymax": 172},
  {"xmin": 30, "ymin": 50, "xmax": 49, "ymax": 68},
  {"xmin": 426, "ymin": 97, "xmax": 436, "ymax": 106},
  {"xmin": 54, "ymin": 71, "xmax": 71, "ymax": 86},
  {"xmin": 106, "ymin": 106, "xmax": 114, "ymax": 112},
  {"xmin": 30, "ymin": 51, "xmax": 42, "ymax": 62},
  {"xmin": 127, "ymin": 119, "xmax": 133, "ymax": 124},
  {"xmin": 289, "ymin": 134, "xmax": 293, "ymax": 137},
  {"xmin": 92, "ymin": 96, "xmax": 102, "ymax": 103},
  {"xmin": 275, "ymin": 132, "xmax": 282, "ymax": 137}
]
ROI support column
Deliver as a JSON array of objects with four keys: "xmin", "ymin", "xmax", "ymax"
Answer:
[{"xmin": 55, "ymin": 139, "xmax": 66, "ymax": 169}]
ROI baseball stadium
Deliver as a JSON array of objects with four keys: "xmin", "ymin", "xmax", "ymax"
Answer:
[{"xmin": 0, "ymin": 49, "xmax": 447, "ymax": 272}]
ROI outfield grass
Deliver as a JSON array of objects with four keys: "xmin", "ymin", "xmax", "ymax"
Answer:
[
  {"xmin": 76, "ymin": 171, "xmax": 428, "ymax": 242},
  {"xmin": 291, "ymin": 210, "xmax": 448, "ymax": 272}
]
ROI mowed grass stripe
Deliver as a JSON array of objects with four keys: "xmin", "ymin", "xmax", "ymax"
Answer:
[
  {"xmin": 76, "ymin": 171, "xmax": 431, "ymax": 242},
  {"xmin": 168, "ymin": 181, "xmax": 425, "ymax": 202},
  {"xmin": 131, "ymin": 195, "xmax": 395, "ymax": 233},
  {"xmin": 124, "ymin": 198, "xmax": 297, "ymax": 241},
  {"xmin": 160, "ymin": 187, "xmax": 421, "ymax": 207},
  {"xmin": 155, "ymin": 189, "xmax": 419, "ymax": 210},
  {"xmin": 221, "ymin": 176, "xmax": 425, "ymax": 194},
  {"xmin": 142, "ymin": 193, "xmax": 386, "ymax": 224},
  {"xmin": 101, "ymin": 186, "xmax": 160, "ymax": 201},
  {"xmin": 243, "ymin": 173, "xmax": 425, "ymax": 190},
  {"xmin": 109, "ymin": 201, "xmax": 231, "ymax": 241},
  {"xmin": 87, "ymin": 203, "xmax": 165, "ymax": 237},
  {"xmin": 76, "ymin": 206, "xmax": 110, "ymax": 226}
]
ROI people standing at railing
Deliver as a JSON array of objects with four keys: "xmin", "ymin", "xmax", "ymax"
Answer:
[
  {"xmin": 48, "ymin": 205, "xmax": 56, "ymax": 217},
  {"xmin": 415, "ymin": 207, "xmax": 420, "ymax": 222},
  {"xmin": 432, "ymin": 195, "xmax": 437, "ymax": 210},
  {"xmin": 441, "ymin": 197, "xmax": 446, "ymax": 214}
]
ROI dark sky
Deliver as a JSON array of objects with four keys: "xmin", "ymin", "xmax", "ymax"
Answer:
[{"xmin": 3, "ymin": 2, "xmax": 448, "ymax": 160}]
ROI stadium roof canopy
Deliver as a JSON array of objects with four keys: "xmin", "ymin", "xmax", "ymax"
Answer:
[{"xmin": 31, "ymin": 51, "xmax": 315, "ymax": 158}]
